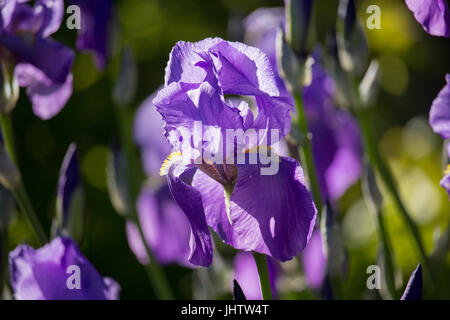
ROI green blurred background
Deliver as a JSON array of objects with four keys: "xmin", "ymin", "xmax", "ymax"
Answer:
[{"xmin": 6, "ymin": 0, "xmax": 450, "ymax": 299}]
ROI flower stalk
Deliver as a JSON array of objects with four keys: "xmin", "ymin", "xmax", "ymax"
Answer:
[
  {"xmin": 356, "ymin": 108, "xmax": 432, "ymax": 283},
  {"xmin": 115, "ymin": 105, "xmax": 174, "ymax": 300},
  {"xmin": 293, "ymin": 92, "xmax": 323, "ymax": 213},
  {"xmin": 0, "ymin": 114, "xmax": 47, "ymax": 245},
  {"xmin": 253, "ymin": 252, "xmax": 272, "ymax": 300}
]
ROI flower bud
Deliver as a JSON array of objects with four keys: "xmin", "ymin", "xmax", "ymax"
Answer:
[
  {"xmin": 336, "ymin": 0, "xmax": 369, "ymax": 75},
  {"xmin": 106, "ymin": 142, "xmax": 131, "ymax": 218},
  {"xmin": 324, "ymin": 31, "xmax": 355, "ymax": 110},
  {"xmin": 359, "ymin": 60, "xmax": 380, "ymax": 107},
  {"xmin": 320, "ymin": 204, "xmax": 344, "ymax": 278},
  {"xmin": 285, "ymin": 0, "xmax": 315, "ymax": 56},
  {"xmin": 362, "ymin": 161, "xmax": 383, "ymax": 213},
  {"xmin": 276, "ymin": 28, "xmax": 314, "ymax": 94},
  {"xmin": 54, "ymin": 143, "xmax": 85, "ymax": 243},
  {"xmin": 0, "ymin": 60, "xmax": 19, "ymax": 115},
  {"xmin": 112, "ymin": 47, "xmax": 137, "ymax": 108}
]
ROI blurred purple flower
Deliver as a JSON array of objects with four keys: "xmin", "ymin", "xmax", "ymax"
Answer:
[
  {"xmin": 9, "ymin": 236, "xmax": 120, "ymax": 300},
  {"xmin": 233, "ymin": 252, "xmax": 278, "ymax": 300},
  {"xmin": 0, "ymin": 0, "xmax": 74, "ymax": 119},
  {"xmin": 154, "ymin": 38, "xmax": 317, "ymax": 266},
  {"xmin": 401, "ymin": 264, "xmax": 422, "ymax": 300},
  {"xmin": 126, "ymin": 185, "xmax": 191, "ymax": 266},
  {"xmin": 244, "ymin": 8, "xmax": 363, "ymax": 201},
  {"xmin": 134, "ymin": 92, "xmax": 172, "ymax": 176},
  {"xmin": 301, "ymin": 229, "xmax": 326, "ymax": 290},
  {"xmin": 429, "ymin": 74, "xmax": 450, "ymax": 197},
  {"xmin": 69, "ymin": 0, "xmax": 113, "ymax": 70},
  {"xmin": 405, "ymin": 0, "xmax": 450, "ymax": 37}
]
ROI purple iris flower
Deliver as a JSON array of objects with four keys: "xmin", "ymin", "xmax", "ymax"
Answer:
[
  {"xmin": 9, "ymin": 236, "xmax": 120, "ymax": 300},
  {"xmin": 405, "ymin": 0, "xmax": 450, "ymax": 37},
  {"xmin": 0, "ymin": 0, "xmax": 75, "ymax": 119},
  {"xmin": 126, "ymin": 185, "xmax": 192, "ymax": 266},
  {"xmin": 69, "ymin": 0, "xmax": 112, "ymax": 70},
  {"xmin": 154, "ymin": 38, "xmax": 317, "ymax": 266},
  {"xmin": 429, "ymin": 74, "xmax": 450, "ymax": 197},
  {"xmin": 244, "ymin": 8, "xmax": 363, "ymax": 201},
  {"xmin": 232, "ymin": 252, "xmax": 278, "ymax": 300},
  {"xmin": 301, "ymin": 229, "xmax": 326, "ymax": 290}
]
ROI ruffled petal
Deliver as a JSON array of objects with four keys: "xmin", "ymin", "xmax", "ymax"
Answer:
[
  {"xmin": 405, "ymin": 0, "xmax": 450, "ymax": 37},
  {"xmin": 429, "ymin": 74, "xmax": 450, "ymax": 140},
  {"xmin": 192, "ymin": 156, "xmax": 317, "ymax": 261},
  {"xmin": 167, "ymin": 167, "xmax": 213, "ymax": 267},
  {"xmin": 14, "ymin": 63, "xmax": 73, "ymax": 119},
  {"xmin": 153, "ymin": 81, "xmax": 243, "ymax": 161},
  {"xmin": 209, "ymin": 40, "xmax": 279, "ymax": 97},
  {"xmin": 164, "ymin": 38, "xmax": 221, "ymax": 86}
]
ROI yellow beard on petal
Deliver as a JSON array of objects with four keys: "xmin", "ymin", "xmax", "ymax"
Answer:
[{"xmin": 159, "ymin": 152, "xmax": 182, "ymax": 176}]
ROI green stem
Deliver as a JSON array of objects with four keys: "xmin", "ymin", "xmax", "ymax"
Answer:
[
  {"xmin": 356, "ymin": 109, "xmax": 431, "ymax": 278},
  {"xmin": 0, "ymin": 114, "xmax": 47, "ymax": 245},
  {"xmin": 293, "ymin": 92, "xmax": 323, "ymax": 213},
  {"xmin": 13, "ymin": 184, "xmax": 48, "ymax": 245},
  {"xmin": 0, "ymin": 114, "xmax": 17, "ymax": 163},
  {"xmin": 375, "ymin": 209, "xmax": 397, "ymax": 299},
  {"xmin": 115, "ymin": 106, "xmax": 174, "ymax": 300},
  {"xmin": 253, "ymin": 252, "xmax": 272, "ymax": 300}
]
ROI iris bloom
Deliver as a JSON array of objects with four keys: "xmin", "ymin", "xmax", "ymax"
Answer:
[
  {"xmin": 0, "ymin": 0, "xmax": 74, "ymax": 119},
  {"xmin": 154, "ymin": 38, "xmax": 317, "ymax": 267},
  {"xmin": 405, "ymin": 0, "xmax": 450, "ymax": 37},
  {"xmin": 9, "ymin": 236, "xmax": 120, "ymax": 300},
  {"xmin": 244, "ymin": 7, "xmax": 362, "ymax": 201},
  {"xmin": 429, "ymin": 74, "xmax": 450, "ymax": 197}
]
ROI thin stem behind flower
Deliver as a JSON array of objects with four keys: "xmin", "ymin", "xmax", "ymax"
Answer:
[
  {"xmin": 253, "ymin": 252, "xmax": 272, "ymax": 300},
  {"xmin": 115, "ymin": 105, "xmax": 174, "ymax": 300},
  {"xmin": 293, "ymin": 92, "xmax": 323, "ymax": 214},
  {"xmin": 0, "ymin": 114, "xmax": 47, "ymax": 245},
  {"xmin": 356, "ymin": 108, "xmax": 433, "ymax": 286}
]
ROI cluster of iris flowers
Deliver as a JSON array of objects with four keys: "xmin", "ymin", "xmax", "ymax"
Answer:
[{"xmin": 0, "ymin": 0, "xmax": 448, "ymax": 300}]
